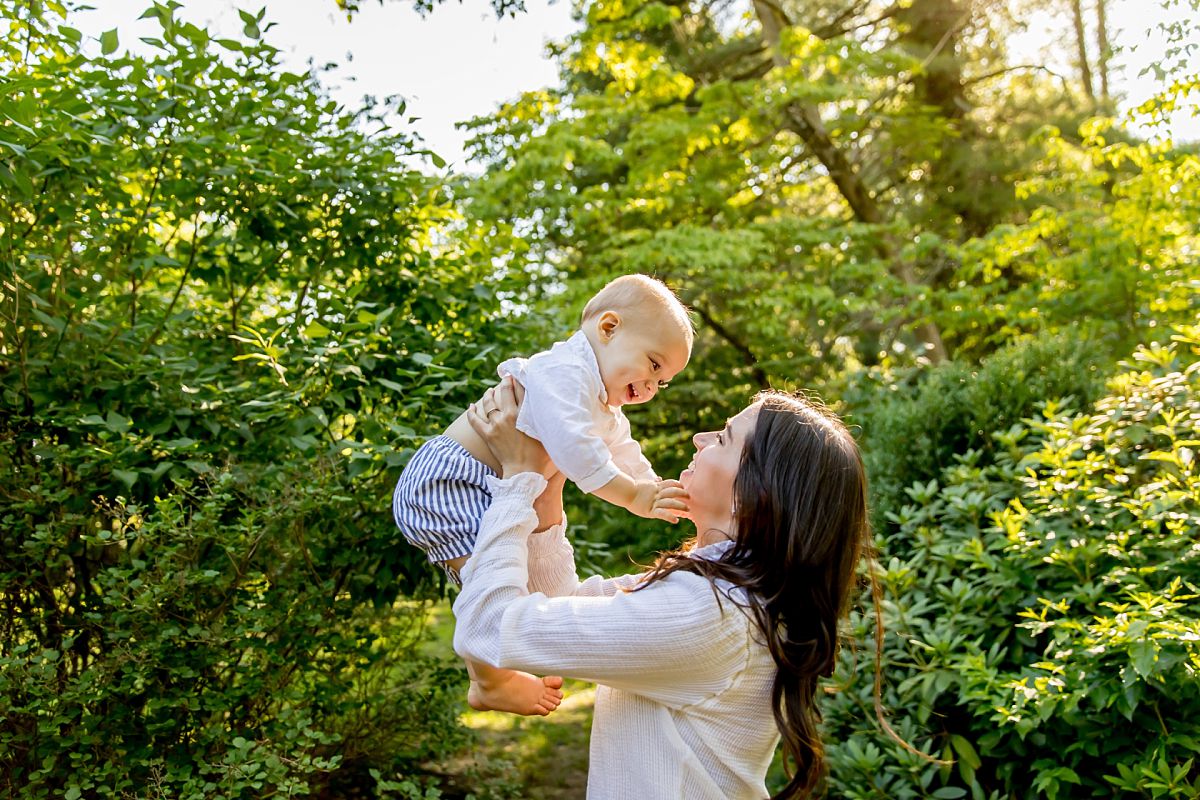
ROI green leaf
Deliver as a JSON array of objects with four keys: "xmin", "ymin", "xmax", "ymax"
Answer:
[
  {"xmin": 931, "ymin": 788, "xmax": 967, "ymax": 799},
  {"xmin": 304, "ymin": 320, "xmax": 332, "ymax": 338},
  {"xmin": 105, "ymin": 410, "xmax": 132, "ymax": 433},
  {"xmin": 1056, "ymin": 768, "xmax": 1081, "ymax": 785},
  {"xmin": 100, "ymin": 28, "xmax": 119, "ymax": 55},
  {"xmin": 31, "ymin": 308, "xmax": 65, "ymax": 332},
  {"xmin": 148, "ymin": 462, "xmax": 174, "ymax": 481},
  {"xmin": 950, "ymin": 735, "xmax": 981, "ymax": 770},
  {"xmin": 1130, "ymin": 640, "xmax": 1157, "ymax": 679},
  {"xmin": 113, "ymin": 469, "xmax": 138, "ymax": 489},
  {"xmin": 1125, "ymin": 424, "xmax": 1149, "ymax": 443}
]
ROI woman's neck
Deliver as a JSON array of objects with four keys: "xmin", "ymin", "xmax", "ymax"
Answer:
[{"xmin": 694, "ymin": 520, "xmax": 734, "ymax": 548}]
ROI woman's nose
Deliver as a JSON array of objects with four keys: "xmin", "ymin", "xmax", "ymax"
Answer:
[{"xmin": 693, "ymin": 431, "xmax": 710, "ymax": 449}]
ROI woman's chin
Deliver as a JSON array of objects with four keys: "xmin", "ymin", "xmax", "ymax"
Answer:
[{"xmin": 679, "ymin": 468, "xmax": 693, "ymax": 489}]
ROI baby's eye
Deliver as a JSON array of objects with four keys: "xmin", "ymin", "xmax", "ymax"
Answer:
[{"xmin": 650, "ymin": 358, "xmax": 661, "ymax": 371}]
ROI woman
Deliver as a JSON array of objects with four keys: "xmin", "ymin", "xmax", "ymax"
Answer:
[{"xmin": 453, "ymin": 377, "xmax": 873, "ymax": 799}]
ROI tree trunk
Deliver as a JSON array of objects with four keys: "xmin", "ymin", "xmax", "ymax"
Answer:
[
  {"xmin": 898, "ymin": 0, "xmax": 969, "ymax": 122},
  {"xmin": 751, "ymin": 0, "xmax": 949, "ymax": 363},
  {"xmin": 896, "ymin": 0, "xmax": 1003, "ymax": 237},
  {"xmin": 1095, "ymin": 0, "xmax": 1111, "ymax": 102},
  {"xmin": 1069, "ymin": 0, "xmax": 1096, "ymax": 106}
]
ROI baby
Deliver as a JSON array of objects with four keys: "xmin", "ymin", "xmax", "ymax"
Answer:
[{"xmin": 392, "ymin": 274, "xmax": 693, "ymax": 716}]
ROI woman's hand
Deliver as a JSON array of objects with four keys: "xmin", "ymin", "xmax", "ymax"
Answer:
[{"xmin": 466, "ymin": 376, "xmax": 554, "ymax": 479}]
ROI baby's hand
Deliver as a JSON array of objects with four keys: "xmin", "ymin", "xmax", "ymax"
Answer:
[{"xmin": 630, "ymin": 479, "xmax": 690, "ymax": 524}]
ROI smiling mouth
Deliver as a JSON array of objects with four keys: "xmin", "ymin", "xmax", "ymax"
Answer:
[{"xmin": 626, "ymin": 383, "xmax": 640, "ymax": 402}]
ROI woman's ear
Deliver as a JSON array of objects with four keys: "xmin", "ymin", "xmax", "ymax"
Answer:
[{"xmin": 598, "ymin": 310, "xmax": 622, "ymax": 342}]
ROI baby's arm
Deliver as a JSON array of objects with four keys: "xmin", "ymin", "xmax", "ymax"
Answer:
[
  {"xmin": 595, "ymin": 409, "xmax": 684, "ymax": 521},
  {"xmin": 513, "ymin": 364, "xmax": 687, "ymax": 521},
  {"xmin": 606, "ymin": 412, "xmax": 657, "ymax": 483},
  {"xmin": 592, "ymin": 473, "xmax": 688, "ymax": 523}
]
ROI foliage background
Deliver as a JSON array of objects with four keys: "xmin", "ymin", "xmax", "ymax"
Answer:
[{"xmin": 1, "ymin": 0, "xmax": 1197, "ymax": 797}]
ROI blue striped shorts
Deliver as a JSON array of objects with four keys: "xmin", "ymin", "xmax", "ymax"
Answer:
[{"xmin": 392, "ymin": 435, "xmax": 496, "ymax": 566}]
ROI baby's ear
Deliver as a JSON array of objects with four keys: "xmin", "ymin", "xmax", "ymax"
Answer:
[{"xmin": 598, "ymin": 310, "xmax": 622, "ymax": 340}]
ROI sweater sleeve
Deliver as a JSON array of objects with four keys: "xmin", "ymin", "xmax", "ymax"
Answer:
[
  {"xmin": 454, "ymin": 474, "xmax": 751, "ymax": 709},
  {"xmin": 525, "ymin": 518, "xmax": 578, "ymax": 597},
  {"xmin": 526, "ymin": 522, "xmax": 644, "ymax": 599}
]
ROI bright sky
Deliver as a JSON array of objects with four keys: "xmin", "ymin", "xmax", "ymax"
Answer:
[{"xmin": 76, "ymin": 0, "xmax": 1198, "ymax": 171}]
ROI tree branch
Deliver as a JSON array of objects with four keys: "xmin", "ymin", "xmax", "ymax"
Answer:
[
  {"xmin": 962, "ymin": 63, "xmax": 1070, "ymax": 88},
  {"xmin": 750, "ymin": 0, "xmax": 949, "ymax": 363},
  {"xmin": 816, "ymin": 2, "xmax": 901, "ymax": 39},
  {"xmin": 691, "ymin": 302, "xmax": 770, "ymax": 388},
  {"xmin": 139, "ymin": 209, "xmax": 205, "ymax": 355}
]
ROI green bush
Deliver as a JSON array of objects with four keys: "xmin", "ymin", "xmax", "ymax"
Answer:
[
  {"xmin": 0, "ymin": 471, "xmax": 466, "ymax": 798},
  {"xmin": 852, "ymin": 332, "xmax": 1109, "ymax": 530},
  {"xmin": 0, "ymin": 4, "xmax": 522, "ymax": 796},
  {"xmin": 824, "ymin": 326, "xmax": 1200, "ymax": 799}
]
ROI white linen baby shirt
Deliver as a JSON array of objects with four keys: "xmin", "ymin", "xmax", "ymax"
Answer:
[
  {"xmin": 496, "ymin": 330, "xmax": 657, "ymax": 494},
  {"xmin": 454, "ymin": 472, "xmax": 780, "ymax": 800}
]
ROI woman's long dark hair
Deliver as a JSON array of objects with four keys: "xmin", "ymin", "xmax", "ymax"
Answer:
[{"xmin": 636, "ymin": 390, "xmax": 887, "ymax": 799}]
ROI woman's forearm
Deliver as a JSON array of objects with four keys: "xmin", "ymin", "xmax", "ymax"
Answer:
[{"xmin": 453, "ymin": 472, "xmax": 547, "ymax": 666}]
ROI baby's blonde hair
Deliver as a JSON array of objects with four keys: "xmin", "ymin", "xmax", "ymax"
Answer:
[{"xmin": 580, "ymin": 274, "xmax": 694, "ymax": 348}]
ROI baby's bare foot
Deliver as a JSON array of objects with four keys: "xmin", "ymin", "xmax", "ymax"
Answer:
[{"xmin": 468, "ymin": 671, "xmax": 564, "ymax": 716}]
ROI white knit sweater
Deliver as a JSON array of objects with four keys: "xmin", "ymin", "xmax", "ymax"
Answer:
[{"xmin": 453, "ymin": 472, "xmax": 780, "ymax": 800}]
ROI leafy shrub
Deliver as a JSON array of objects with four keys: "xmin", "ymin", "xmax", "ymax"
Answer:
[
  {"xmin": 0, "ymin": 4, "xmax": 525, "ymax": 796},
  {"xmin": 824, "ymin": 326, "xmax": 1200, "ymax": 799},
  {"xmin": 852, "ymin": 332, "xmax": 1109, "ymax": 530},
  {"xmin": 0, "ymin": 471, "xmax": 466, "ymax": 798}
]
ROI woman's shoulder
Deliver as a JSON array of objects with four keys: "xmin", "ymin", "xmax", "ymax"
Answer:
[
  {"xmin": 642, "ymin": 569, "xmax": 759, "ymax": 633},
  {"xmin": 633, "ymin": 571, "xmax": 765, "ymax": 683}
]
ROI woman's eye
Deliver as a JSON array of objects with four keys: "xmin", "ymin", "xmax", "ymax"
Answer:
[{"xmin": 715, "ymin": 433, "xmax": 724, "ymax": 445}]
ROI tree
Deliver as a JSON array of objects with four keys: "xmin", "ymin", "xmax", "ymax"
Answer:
[
  {"xmin": 824, "ymin": 327, "xmax": 1200, "ymax": 798},
  {"xmin": 458, "ymin": 0, "xmax": 1101, "ymax": 390},
  {"xmin": 450, "ymin": 0, "xmax": 1198, "ymax": 565}
]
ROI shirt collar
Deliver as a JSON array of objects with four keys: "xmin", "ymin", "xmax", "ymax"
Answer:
[
  {"xmin": 689, "ymin": 538, "xmax": 735, "ymax": 562},
  {"xmin": 567, "ymin": 329, "xmax": 610, "ymax": 406}
]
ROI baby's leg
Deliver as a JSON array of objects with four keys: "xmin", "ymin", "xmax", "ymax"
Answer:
[{"xmin": 444, "ymin": 556, "xmax": 564, "ymax": 717}]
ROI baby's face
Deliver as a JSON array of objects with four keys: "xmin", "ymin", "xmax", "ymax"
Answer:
[{"xmin": 593, "ymin": 315, "xmax": 691, "ymax": 407}]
